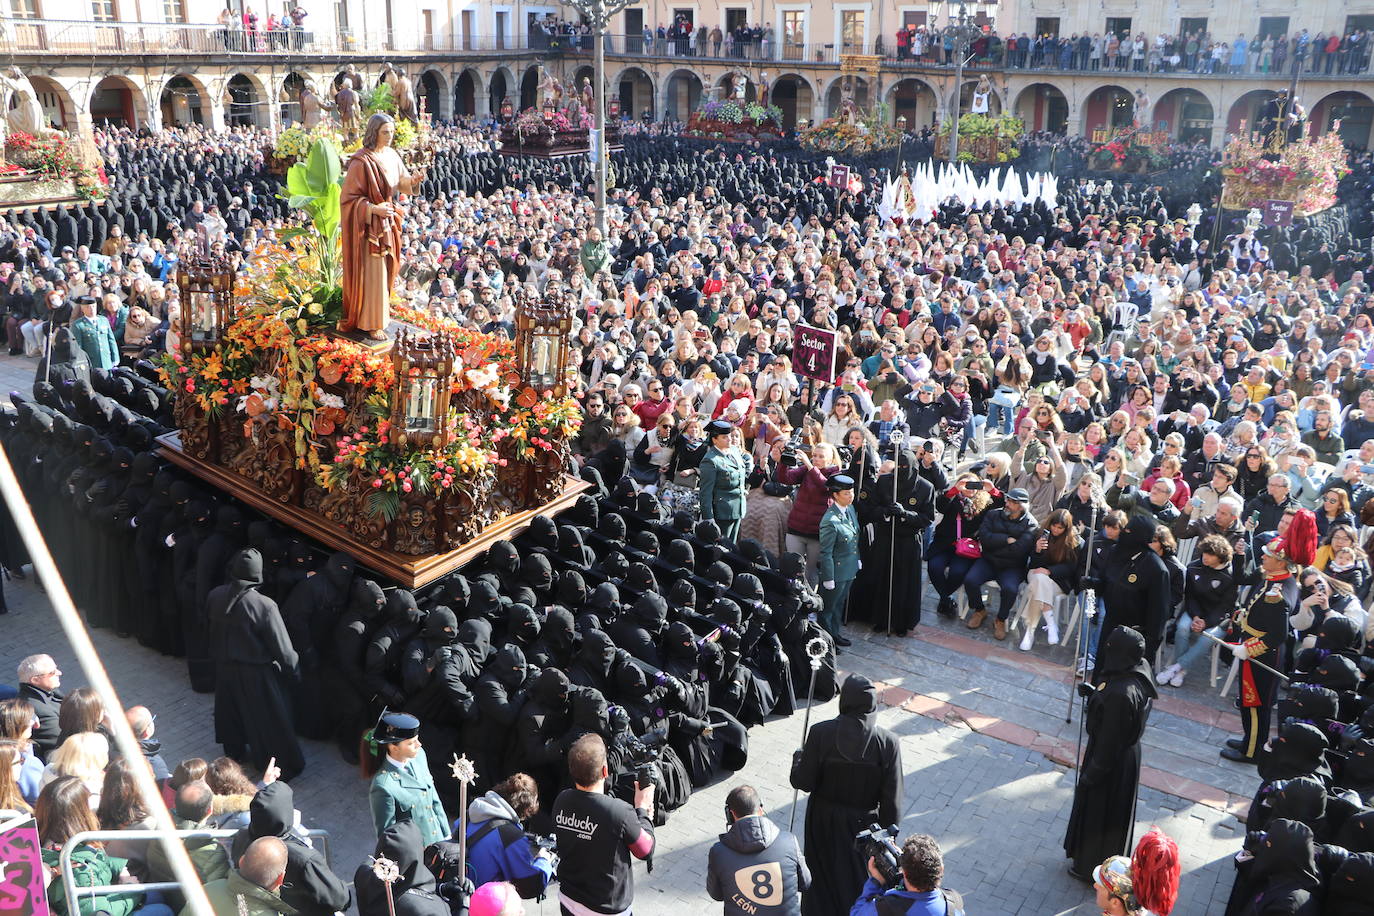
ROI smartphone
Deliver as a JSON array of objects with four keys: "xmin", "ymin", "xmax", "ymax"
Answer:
[{"xmin": 965, "ymin": 481, "xmax": 984, "ymax": 490}]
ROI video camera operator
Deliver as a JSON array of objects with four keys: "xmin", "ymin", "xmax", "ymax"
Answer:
[
  {"xmin": 707, "ymin": 784, "xmax": 809, "ymax": 916},
  {"xmin": 463, "ymin": 773, "xmax": 556, "ymax": 901},
  {"xmin": 850, "ymin": 833, "xmax": 964, "ymax": 916},
  {"xmin": 553, "ymin": 733, "xmax": 656, "ymax": 915}
]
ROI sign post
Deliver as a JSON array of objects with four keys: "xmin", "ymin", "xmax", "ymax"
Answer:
[
  {"xmin": 793, "ymin": 324, "xmax": 837, "ymax": 385},
  {"xmin": 1261, "ymin": 199, "xmax": 1295, "ymax": 228}
]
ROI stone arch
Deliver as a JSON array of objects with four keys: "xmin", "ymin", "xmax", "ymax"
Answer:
[
  {"xmin": 573, "ymin": 65, "xmax": 595, "ymax": 92},
  {"xmin": 1225, "ymin": 88, "xmax": 1277, "ymax": 137},
  {"xmin": 823, "ymin": 76, "xmax": 869, "ymax": 117},
  {"xmin": 417, "ymin": 68, "xmax": 447, "ymax": 121},
  {"xmin": 160, "ymin": 73, "xmax": 208, "ymax": 127},
  {"xmin": 610, "ymin": 67, "xmax": 655, "ymax": 120},
  {"xmin": 956, "ymin": 78, "xmax": 1002, "ymax": 117},
  {"xmin": 715, "ymin": 71, "xmax": 756, "ymax": 103},
  {"xmin": 1152, "ymin": 87, "xmax": 1213, "ymax": 143},
  {"xmin": 455, "ymin": 68, "xmax": 482, "ymax": 118},
  {"xmin": 88, "ymin": 74, "xmax": 146, "ymax": 129},
  {"xmin": 661, "ymin": 69, "xmax": 704, "ymax": 122},
  {"xmin": 519, "ymin": 65, "xmax": 540, "ymax": 112},
  {"xmin": 1081, "ymin": 84, "xmax": 1133, "ymax": 135},
  {"xmin": 21, "ymin": 74, "xmax": 77, "ymax": 132},
  {"xmin": 224, "ymin": 71, "xmax": 268, "ymax": 127},
  {"xmin": 1311, "ymin": 89, "xmax": 1374, "ymax": 150},
  {"xmin": 488, "ymin": 66, "xmax": 516, "ymax": 116},
  {"xmin": 1013, "ymin": 82, "xmax": 1068, "ymax": 134},
  {"xmin": 770, "ymin": 73, "xmax": 815, "ymax": 129},
  {"xmin": 886, "ymin": 77, "xmax": 937, "ymax": 129},
  {"xmin": 278, "ymin": 71, "xmax": 310, "ymax": 126}
]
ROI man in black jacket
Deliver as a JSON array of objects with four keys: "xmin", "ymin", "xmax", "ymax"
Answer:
[
  {"xmin": 964, "ymin": 488, "xmax": 1038, "ymax": 640},
  {"xmin": 16, "ymin": 653, "xmax": 63, "ymax": 760}
]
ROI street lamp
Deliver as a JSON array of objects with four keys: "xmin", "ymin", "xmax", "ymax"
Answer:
[
  {"xmin": 560, "ymin": 0, "xmax": 636, "ymax": 237},
  {"xmin": 932, "ymin": 0, "xmax": 987, "ymax": 162}
]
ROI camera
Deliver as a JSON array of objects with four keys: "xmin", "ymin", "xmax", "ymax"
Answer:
[
  {"xmin": 614, "ymin": 724, "xmax": 670, "ymax": 794},
  {"xmin": 779, "ymin": 429, "xmax": 806, "ymax": 467},
  {"xmin": 529, "ymin": 832, "xmax": 560, "ymax": 868},
  {"xmin": 854, "ymin": 824, "xmax": 903, "ymax": 886}
]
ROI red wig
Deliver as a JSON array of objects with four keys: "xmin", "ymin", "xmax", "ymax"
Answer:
[{"xmin": 1131, "ymin": 827, "xmax": 1181, "ymax": 915}]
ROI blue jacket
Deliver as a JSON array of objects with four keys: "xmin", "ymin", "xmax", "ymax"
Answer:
[
  {"xmin": 849, "ymin": 877, "xmax": 961, "ymax": 915},
  {"xmin": 463, "ymin": 791, "xmax": 554, "ymax": 899}
]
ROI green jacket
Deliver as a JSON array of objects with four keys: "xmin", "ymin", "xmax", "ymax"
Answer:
[
  {"xmin": 819, "ymin": 503, "xmax": 861, "ymax": 582},
  {"xmin": 369, "ymin": 747, "xmax": 451, "ymax": 848},
  {"xmin": 698, "ymin": 446, "xmax": 754, "ymax": 522},
  {"xmin": 193, "ymin": 869, "xmax": 298, "ymax": 916},
  {"xmin": 146, "ymin": 814, "xmax": 231, "ymax": 885},
  {"xmin": 42, "ymin": 843, "xmax": 140, "ymax": 916},
  {"xmin": 579, "ymin": 239, "xmax": 611, "ymax": 278},
  {"xmin": 69, "ymin": 314, "xmax": 120, "ymax": 370}
]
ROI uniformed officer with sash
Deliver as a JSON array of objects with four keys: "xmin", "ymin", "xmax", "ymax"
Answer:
[
  {"xmin": 1220, "ymin": 509, "xmax": 1316, "ymax": 764},
  {"xmin": 699, "ymin": 419, "xmax": 755, "ymax": 543}
]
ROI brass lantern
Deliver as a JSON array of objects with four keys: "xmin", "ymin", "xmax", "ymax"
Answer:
[
  {"xmin": 389, "ymin": 328, "xmax": 456, "ymax": 449},
  {"xmin": 513, "ymin": 286, "xmax": 574, "ymax": 397},
  {"xmin": 175, "ymin": 252, "xmax": 236, "ymax": 358},
  {"xmin": 500, "ymin": 96, "xmax": 515, "ymax": 121}
]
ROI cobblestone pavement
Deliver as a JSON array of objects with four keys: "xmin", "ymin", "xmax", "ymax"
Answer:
[{"xmin": 1, "ymin": 571, "xmax": 1251, "ymax": 915}]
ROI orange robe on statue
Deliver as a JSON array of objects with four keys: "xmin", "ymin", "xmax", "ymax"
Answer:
[{"xmin": 340, "ymin": 147, "xmax": 405, "ymax": 334}]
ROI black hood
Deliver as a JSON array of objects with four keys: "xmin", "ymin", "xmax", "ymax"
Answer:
[
  {"xmin": 543, "ymin": 607, "xmax": 576, "ymax": 652},
  {"xmin": 507, "ymin": 603, "xmax": 541, "ymax": 645},
  {"xmin": 598, "ymin": 513, "xmax": 628, "ymax": 543},
  {"xmin": 1336, "ymin": 805, "xmax": 1374, "ymax": 852},
  {"xmin": 1313, "ymin": 654, "xmax": 1360, "ymax": 692},
  {"xmin": 521, "ymin": 553, "xmax": 555, "ymax": 591},
  {"xmin": 491, "ymin": 645, "xmax": 527, "ymax": 689},
  {"xmin": 468, "ymin": 580, "xmax": 505, "ymax": 620},
  {"xmin": 1278, "ymin": 683, "xmax": 1340, "ymax": 723},
  {"xmin": 458, "ymin": 618, "xmax": 493, "ymax": 663},
  {"xmin": 579, "ymin": 629, "xmax": 616, "ymax": 673},
  {"xmin": 1252, "ymin": 818, "xmax": 1319, "ymax": 888},
  {"xmin": 732, "ymin": 573, "xmax": 765, "ymax": 604},
  {"xmin": 1338, "ymin": 739, "xmax": 1374, "ymax": 804},
  {"xmin": 626, "ymin": 562, "xmax": 657, "ymax": 594},
  {"xmin": 423, "ymin": 606, "xmax": 458, "ymax": 641},
  {"xmin": 1096, "ymin": 626, "xmax": 1159, "ymax": 698},
  {"xmin": 616, "ymin": 663, "xmax": 650, "ymax": 700},
  {"xmin": 739, "ymin": 539, "xmax": 772, "ymax": 569},
  {"xmin": 601, "ymin": 551, "xmax": 629, "ymax": 580},
  {"xmin": 214, "ymin": 504, "xmax": 244, "ymax": 536},
  {"xmin": 707, "ymin": 597, "xmax": 742, "ymax": 629},
  {"xmin": 1269, "ymin": 776, "xmax": 1327, "ymax": 827},
  {"xmin": 442, "ymin": 574, "xmax": 471, "ymax": 610},
  {"xmin": 226, "ymin": 548, "xmax": 265, "ymax": 588},
  {"xmin": 1326, "ymin": 852, "xmax": 1374, "ymax": 916},
  {"xmin": 780, "ymin": 551, "xmax": 808, "ymax": 582},
  {"xmin": 129, "ymin": 452, "xmax": 158, "ymax": 485},
  {"xmin": 633, "ymin": 593, "xmax": 669, "ymax": 632},
  {"xmin": 559, "ymin": 526, "xmax": 591, "ymax": 564},
  {"xmin": 568, "ymin": 493, "xmax": 599, "ymax": 528},
  {"xmin": 589, "ymin": 582, "xmax": 621, "ymax": 613},
  {"xmin": 1118, "ymin": 515, "xmax": 1158, "ymax": 555},
  {"xmin": 663, "ymin": 621, "xmax": 698, "ymax": 661},
  {"xmin": 488, "ymin": 541, "xmax": 520, "ymax": 575},
  {"xmin": 667, "ymin": 578, "xmax": 696, "ymax": 612},
  {"xmin": 572, "ymin": 687, "xmax": 609, "ymax": 735},
  {"xmin": 530, "ymin": 667, "xmax": 570, "ymax": 707},
  {"xmin": 527, "ymin": 514, "xmax": 559, "ymax": 550},
  {"xmin": 630, "ymin": 530, "xmax": 659, "ymax": 557},
  {"xmin": 350, "ymin": 579, "xmax": 387, "ymax": 619},
  {"xmin": 695, "ymin": 519, "xmax": 723, "ymax": 543},
  {"xmin": 836, "ymin": 674, "xmax": 879, "ymax": 760},
  {"xmin": 1315, "ymin": 614, "xmax": 1361, "ymax": 654},
  {"xmin": 664, "ymin": 539, "xmax": 695, "ymax": 569},
  {"xmin": 361, "ymin": 820, "xmax": 435, "ymax": 895},
  {"xmin": 324, "ymin": 552, "xmax": 355, "ymax": 591},
  {"xmin": 559, "ymin": 571, "xmax": 589, "ymax": 608},
  {"xmin": 247, "ymin": 781, "xmax": 294, "ymax": 838},
  {"xmin": 706, "ymin": 561, "xmax": 733, "ymax": 589},
  {"xmin": 1262, "ymin": 721, "xmax": 1330, "ymax": 782},
  {"xmin": 385, "ymin": 589, "xmax": 425, "ymax": 626}
]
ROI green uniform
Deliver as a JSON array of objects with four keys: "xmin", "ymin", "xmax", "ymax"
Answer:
[
  {"xmin": 818, "ymin": 502, "xmax": 860, "ymax": 635},
  {"xmin": 698, "ymin": 444, "xmax": 754, "ymax": 541},
  {"xmin": 369, "ymin": 746, "xmax": 451, "ymax": 847}
]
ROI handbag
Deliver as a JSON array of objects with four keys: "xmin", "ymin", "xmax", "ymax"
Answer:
[
  {"xmin": 990, "ymin": 386, "xmax": 1021, "ymax": 409},
  {"xmin": 954, "ymin": 515, "xmax": 982, "ymax": 559}
]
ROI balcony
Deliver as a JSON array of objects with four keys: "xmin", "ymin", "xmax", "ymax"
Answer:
[{"xmin": 3, "ymin": 19, "xmax": 519, "ymax": 56}]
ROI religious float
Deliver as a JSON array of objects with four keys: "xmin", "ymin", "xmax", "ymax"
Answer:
[
  {"xmin": 1, "ymin": 69, "xmax": 108, "ymax": 211},
  {"xmin": 158, "ymin": 137, "xmax": 584, "ymax": 587},
  {"xmin": 798, "ymin": 100, "xmax": 902, "ymax": 155},
  {"xmin": 1087, "ymin": 125, "xmax": 1170, "ymax": 174},
  {"xmin": 1220, "ymin": 122, "xmax": 1348, "ymax": 218},
  {"xmin": 498, "ymin": 67, "xmax": 622, "ymax": 158},
  {"xmin": 934, "ymin": 113, "xmax": 1024, "ymax": 164}
]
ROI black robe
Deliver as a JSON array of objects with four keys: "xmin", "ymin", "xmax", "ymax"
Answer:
[
  {"xmin": 1064, "ymin": 626, "xmax": 1156, "ymax": 875},
  {"xmin": 206, "ymin": 548, "xmax": 304, "ymax": 780},
  {"xmin": 851, "ymin": 450, "xmax": 936, "ymax": 634},
  {"xmin": 790, "ymin": 675, "xmax": 902, "ymax": 916}
]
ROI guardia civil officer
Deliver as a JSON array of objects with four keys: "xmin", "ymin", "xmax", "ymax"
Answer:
[{"xmin": 699, "ymin": 419, "xmax": 754, "ymax": 543}]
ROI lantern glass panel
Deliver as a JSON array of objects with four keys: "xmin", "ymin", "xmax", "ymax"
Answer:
[
  {"xmin": 190, "ymin": 291, "xmax": 218, "ymax": 341},
  {"xmin": 404, "ymin": 370, "xmax": 440, "ymax": 433},
  {"xmin": 529, "ymin": 333, "xmax": 558, "ymax": 391}
]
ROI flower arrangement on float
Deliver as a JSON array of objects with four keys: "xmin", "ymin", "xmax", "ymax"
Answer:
[
  {"xmin": 2, "ymin": 130, "xmax": 109, "ymax": 199},
  {"xmin": 799, "ymin": 102, "xmax": 902, "ymax": 154},
  {"xmin": 1220, "ymin": 123, "xmax": 1349, "ymax": 217}
]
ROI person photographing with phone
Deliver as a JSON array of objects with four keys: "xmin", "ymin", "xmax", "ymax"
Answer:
[{"xmin": 553, "ymin": 734, "xmax": 655, "ymax": 916}]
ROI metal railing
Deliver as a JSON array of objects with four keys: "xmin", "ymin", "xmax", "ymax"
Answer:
[
  {"xmin": 4, "ymin": 19, "xmax": 519, "ymax": 55},
  {"xmin": 58, "ymin": 827, "xmax": 332, "ymax": 916}
]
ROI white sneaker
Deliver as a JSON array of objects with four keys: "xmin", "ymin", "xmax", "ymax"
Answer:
[
  {"xmin": 1169, "ymin": 669, "xmax": 1185, "ymax": 688},
  {"xmin": 1157, "ymin": 663, "xmax": 1179, "ymax": 682},
  {"xmin": 1019, "ymin": 627, "xmax": 1035, "ymax": 652},
  {"xmin": 1044, "ymin": 613, "xmax": 1060, "ymax": 646}
]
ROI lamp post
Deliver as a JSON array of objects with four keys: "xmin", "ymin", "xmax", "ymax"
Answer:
[
  {"xmin": 561, "ymin": 0, "xmax": 635, "ymax": 237},
  {"xmin": 933, "ymin": 0, "xmax": 986, "ymax": 162}
]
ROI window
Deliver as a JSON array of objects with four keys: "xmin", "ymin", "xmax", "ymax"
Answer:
[
  {"xmin": 1105, "ymin": 17, "xmax": 1131, "ymax": 40},
  {"xmin": 337, "ymin": 0, "xmax": 351, "ymax": 32},
  {"xmin": 91, "ymin": 0, "xmax": 116, "ymax": 21},
  {"xmin": 162, "ymin": 0, "xmax": 184, "ymax": 23},
  {"xmin": 11, "ymin": 0, "xmax": 39, "ymax": 17},
  {"xmin": 1257, "ymin": 17, "xmax": 1289, "ymax": 41},
  {"xmin": 903, "ymin": 10, "xmax": 926, "ymax": 28},
  {"xmin": 1034, "ymin": 17, "xmax": 1059, "ymax": 38},
  {"xmin": 782, "ymin": 9, "xmax": 805, "ymax": 59},
  {"xmin": 1347, "ymin": 15, "xmax": 1374, "ymax": 34},
  {"xmin": 726, "ymin": 8, "xmax": 747, "ymax": 32},
  {"xmin": 841, "ymin": 9, "xmax": 865, "ymax": 51},
  {"xmin": 1179, "ymin": 17, "xmax": 1206, "ymax": 38}
]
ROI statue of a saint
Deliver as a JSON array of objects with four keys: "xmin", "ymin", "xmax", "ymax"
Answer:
[
  {"xmin": 335, "ymin": 72, "xmax": 360, "ymax": 143},
  {"xmin": 340, "ymin": 113, "xmax": 423, "ymax": 340},
  {"xmin": 299, "ymin": 83, "xmax": 326, "ymax": 129},
  {"xmin": 391, "ymin": 66, "xmax": 418, "ymax": 123},
  {"xmin": 537, "ymin": 65, "xmax": 562, "ymax": 109},
  {"xmin": 1132, "ymin": 88, "xmax": 1152, "ymax": 130},
  {"xmin": 3, "ymin": 67, "xmax": 58, "ymax": 138},
  {"xmin": 730, "ymin": 71, "xmax": 748, "ymax": 102}
]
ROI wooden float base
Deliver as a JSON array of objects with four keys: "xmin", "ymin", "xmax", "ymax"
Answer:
[
  {"xmin": 157, "ymin": 430, "xmax": 590, "ymax": 588},
  {"xmin": 496, "ymin": 143, "xmax": 623, "ymax": 159}
]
